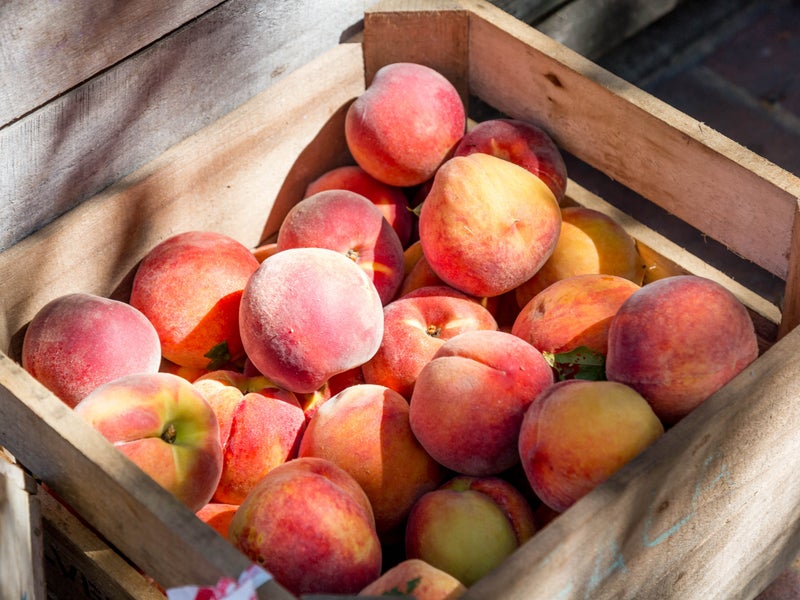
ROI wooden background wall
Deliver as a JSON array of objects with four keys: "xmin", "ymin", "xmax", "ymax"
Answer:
[{"xmin": 0, "ymin": 0, "xmax": 682, "ymax": 254}]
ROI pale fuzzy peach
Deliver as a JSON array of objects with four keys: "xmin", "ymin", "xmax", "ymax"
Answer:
[
  {"xmin": 74, "ymin": 372, "xmax": 223, "ymax": 512},
  {"xmin": 277, "ymin": 189, "xmax": 405, "ymax": 304},
  {"xmin": 192, "ymin": 370, "xmax": 306, "ymax": 505},
  {"xmin": 409, "ymin": 329, "xmax": 553, "ymax": 476},
  {"xmin": 298, "ymin": 384, "xmax": 446, "ymax": 537},
  {"xmin": 516, "ymin": 206, "xmax": 645, "ymax": 306},
  {"xmin": 418, "ymin": 153, "xmax": 561, "ymax": 298},
  {"xmin": 345, "ymin": 62, "xmax": 466, "ymax": 187},
  {"xmin": 362, "ymin": 286, "xmax": 498, "ymax": 399},
  {"xmin": 239, "ymin": 247, "xmax": 384, "ymax": 394},
  {"xmin": 359, "ymin": 559, "xmax": 467, "ymax": 599},
  {"xmin": 512, "ymin": 273, "xmax": 640, "ymax": 356},
  {"xmin": 518, "ymin": 379, "xmax": 664, "ymax": 512},
  {"xmin": 129, "ymin": 230, "xmax": 260, "ymax": 369},
  {"xmin": 305, "ymin": 164, "xmax": 414, "ymax": 247},
  {"xmin": 22, "ymin": 293, "xmax": 162, "ymax": 407},
  {"xmin": 229, "ymin": 457, "xmax": 382, "ymax": 596}
]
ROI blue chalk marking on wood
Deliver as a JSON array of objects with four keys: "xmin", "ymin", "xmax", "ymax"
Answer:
[{"xmin": 642, "ymin": 452, "xmax": 731, "ymax": 547}]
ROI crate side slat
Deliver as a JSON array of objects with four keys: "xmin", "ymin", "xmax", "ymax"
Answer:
[
  {"xmin": 466, "ymin": 322, "xmax": 800, "ymax": 599},
  {"xmin": 458, "ymin": 1, "xmax": 800, "ymax": 283},
  {"xmin": 0, "ymin": 0, "xmax": 223, "ymax": 126},
  {"xmin": 363, "ymin": 0, "xmax": 469, "ymax": 100},
  {"xmin": 0, "ymin": 43, "xmax": 365, "ymax": 356},
  {"xmin": 0, "ymin": 353, "xmax": 295, "ymax": 598}
]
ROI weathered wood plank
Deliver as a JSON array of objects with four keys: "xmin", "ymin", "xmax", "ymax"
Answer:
[
  {"xmin": 0, "ymin": 0, "xmax": 373, "ymax": 254},
  {"xmin": 0, "ymin": 0, "xmax": 223, "ymax": 126},
  {"xmin": 0, "ymin": 453, "xmax": 45, "ymax": 600}
]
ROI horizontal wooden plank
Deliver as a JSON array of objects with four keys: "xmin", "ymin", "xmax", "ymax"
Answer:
[
  {"xmin": 0, "ymin": 0, "xmax": 223, "ymax": 126},
  {"xmin": 0, "ymin": 0, "xmax": 372, "ymax": 254}
]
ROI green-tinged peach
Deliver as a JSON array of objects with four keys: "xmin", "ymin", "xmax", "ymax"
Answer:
[
  {"xmin": 73, "ymin": 372, "xmax": 223, "ymax": 512},
  {"xmin": 405, "ymin": 476, "xmax": 536, "ymax": 586}
]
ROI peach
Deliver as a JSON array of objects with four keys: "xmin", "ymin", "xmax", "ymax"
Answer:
[
  {"xmin": 239, "ymin": 247, "xmax": 384, "ymax": 394},
  {"xmin": 606, "ymin": 275, "xmax": 759, "ymax": 424},
  {"xmin": 21, "ymin": 292, "xmax": 161, "ymax": 407},
  {"xmin": 398, "ymin": 251, "xmax": 447, "ymax": 297},
  {"xmin": 159, "ymin": 358, "xmax": 208, "ymax": 383},
  {"xmin": 276, "ymin": 189, "xmax": 405, "ymax": 304},
  {"xmin": 73, "ymin": 372, "xmax": 223, "ymax": 512},
  {"xmin": 298, "ymin": 383, "xmax": 445, "ymax": 537},
  {"xmin": 196, "ymin": 502, "xmax": 239, "ymax": 539},
  {"xmin": 362, "ymin": 285, "xmax": 498, "ymax": 399},
  {"xmin": 405, "ymin": 475, "xmax": 536, "ymax": 586},
  {"xmin": 409, "ymin": 329, "xmax": 553, "ymax": 476},
  {"xmin": 129, "ymin": 230, "xmax": 260, "ymax": 370},
  {"xmin": 512, "ymin": 273, "xmax": 641, "ymax": 357},
  {"xmin": 359, "ymin": 559, "xmax": 467, "ymax": 599},
  {"xmin": 192, "ymin": 370, "xmax": 306, "ymax": 505},
  {"xmin": 515, "ymin": 206, "xmax": 646, "ymax": 306},
  {"xmin": 418, "ymin": 153, "xmax": 561, "ymax": 298},
  {"xmin": 518, "ymin": 379, "xmax": 664, "ymax": 512},
  {"xmin": 345, "ymin": 62, "xmax": 466, "ymax": 187},
  {"xmin": 453, "ymin": 118, "xmax": 568, "ymax": 202},
  {"xmin": 229, "ymin": 457, "xmax": 382, "ymax": 596},
  {"xmin": 305, "ymin": 164, "xmax": 414, "ymax": 247}
]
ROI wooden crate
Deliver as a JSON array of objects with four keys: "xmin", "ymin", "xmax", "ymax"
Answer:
[{"xmin": 2, "ymin": 1, "xmax": 800, "ymax": 598}]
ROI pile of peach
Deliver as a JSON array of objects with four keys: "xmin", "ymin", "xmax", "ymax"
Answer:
[{"xmin": 19, "ymin": 62, "xmax": 759, "ymax": 598}]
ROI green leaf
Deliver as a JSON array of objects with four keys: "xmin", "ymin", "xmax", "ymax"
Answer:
[
  {"xmin": 543, "ymin": 346, "xmax": 606, "ymax": 382},
  {"xmin": 204, "ymin": 341, "xmax": 232, "ymax": 371},
  {"xmin": 381, "ymin": 576, "xmax": 423, "ymax": 596}
]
